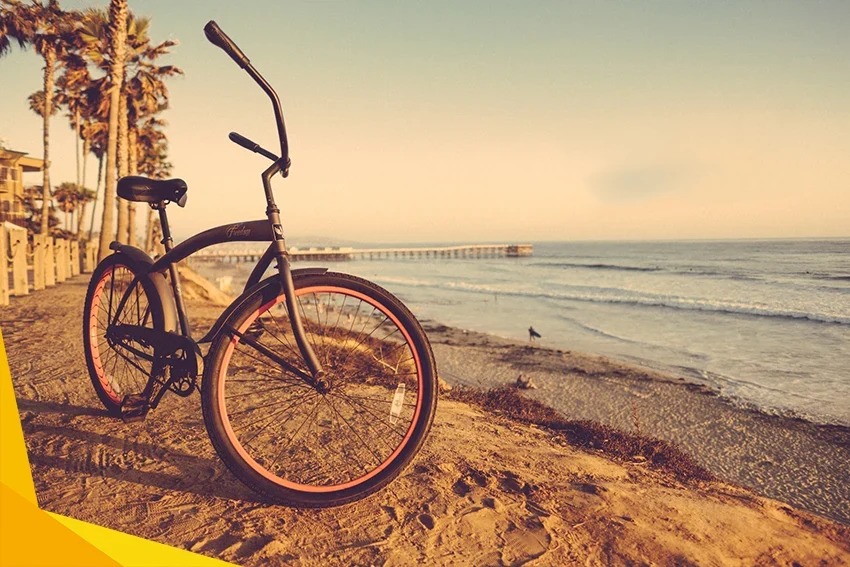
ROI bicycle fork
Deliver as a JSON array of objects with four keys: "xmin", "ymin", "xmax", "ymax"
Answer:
[{"xmin": 262, "ymin": 159, "xmax": 325, "ymax": 384}]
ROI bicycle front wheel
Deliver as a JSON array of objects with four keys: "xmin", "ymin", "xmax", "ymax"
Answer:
[{"xmin": 202, "ymin": 272, "xmax": 438, "ymax": 507}]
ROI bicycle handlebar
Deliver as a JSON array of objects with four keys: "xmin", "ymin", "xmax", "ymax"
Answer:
[{"xmin": 204, "ymin": 20, "xmax": 290, "ymax": 175}]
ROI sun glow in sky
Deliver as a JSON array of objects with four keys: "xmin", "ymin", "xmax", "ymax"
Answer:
[{"xmin": 1, "ymin": 0, "xmax": 848, "ymax": 242}]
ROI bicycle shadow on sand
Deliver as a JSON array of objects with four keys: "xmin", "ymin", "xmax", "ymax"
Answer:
[{"xmin": 16, "ymin": 397, "xmax": 263, "ymax": 504}]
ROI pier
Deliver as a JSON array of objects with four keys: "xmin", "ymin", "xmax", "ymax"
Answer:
[{"xmin": 190, "ymin": 243, "xmax": 533, "ymax": 263}]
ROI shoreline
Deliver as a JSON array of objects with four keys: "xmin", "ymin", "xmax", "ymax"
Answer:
[
  {"xmin": 421, "ymin": 319, "xmax": 850, "ymax": 526},
  {"xmin": 450, "ymin": 321, "xmax": 850, "ymax": 430}
]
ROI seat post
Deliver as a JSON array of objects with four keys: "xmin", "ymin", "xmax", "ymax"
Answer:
[
  {"xmin": 157, "ymin": 203, "xmax": 191, "ymax": 337},
  {"xmin": 158, "ymin": 205, "xmax": 174, "ymax": 252}
]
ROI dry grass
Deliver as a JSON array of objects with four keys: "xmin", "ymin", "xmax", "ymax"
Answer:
[{"xmin": 447, "ymin": 386, "xmax": 715, "ymax": 484}]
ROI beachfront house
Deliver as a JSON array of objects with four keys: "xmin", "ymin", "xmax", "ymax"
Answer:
[{"xmin": 0, "ymin": 148, "xmax": 44, "ymax": 227}]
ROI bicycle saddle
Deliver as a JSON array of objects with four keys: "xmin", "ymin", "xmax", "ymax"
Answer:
[{"xmin": 117, "ymin": 176, "xmax": 188, "ymax": 207}]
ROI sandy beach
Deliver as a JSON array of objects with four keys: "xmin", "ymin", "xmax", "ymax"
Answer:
[{"xmin": 2, "ymin": 275, "xmax": 849, "ymax": 565}]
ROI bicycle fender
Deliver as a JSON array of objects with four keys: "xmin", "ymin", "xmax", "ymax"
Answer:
[
  {"xmin": 199, "ymin": 267, "xmax": 329, "ymax": 344},
  {"xmin": 109, "ymin": 243, "xmax": 179, "ymax": 333}
]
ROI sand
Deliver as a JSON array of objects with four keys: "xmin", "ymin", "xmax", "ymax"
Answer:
[
  {"xmin": 428, "ymin": 324, "xmax": 850, "ymax": 526},
  {"xmin": 2, "ymin": 276, "xmax": 849, "ymax": 566}
]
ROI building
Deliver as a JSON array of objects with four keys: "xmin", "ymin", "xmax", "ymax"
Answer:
[{"xmin": 0, "ymin": 148, "xmax": 44, "ymax": 226}]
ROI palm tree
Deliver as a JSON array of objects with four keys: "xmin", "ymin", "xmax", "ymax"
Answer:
[
  {"xmin": 81, "ymin": 9, "xmax": 149, "ymax": 245},
  {"xmin": 59, "ymin": 57, "xmax": 110, "ymax": 239},
  {"xmin": 0, "ymin": 0, "xmax": 78, "ymax": 235},
  {"xmin": 74, "ymin": 184, "xmax": 96, "ymax": 236},
  {"xmin": 0, "ymin": 2, "xmax": 28, "ymax": 55},
  {"xmin": 87, "ymin": 118, "xmax": 108, "ymax": 241},
  {"xmin": 81, "ymin": 5, "xmax": 181, "ymax": 252},
  {"xmin": 54, "ymin": 50, "xmax": 90, "ymax": 197},
  {"xmin": 27, "ymin": 90, "xmax": 58, "ymax": 118},
  {"xmin": 95, "ymin": 0, "xmax": 127, "ymax": 260},
  {"xmin": 53, "ymin": 181, "xmax": 78, "ymax": 232},
  {"xmin": 125, "ymin": 52, "xmax": 182, "ymax": 247},
  {"xmin": 79, "ymin": 73, "xmax": 109, "ymax": 240},
  {"xmin": 19, "ymin": 184, "xmax": 60, "ymax": 235}
]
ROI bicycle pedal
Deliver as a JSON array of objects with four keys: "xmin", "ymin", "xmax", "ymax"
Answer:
[{"xmin": 120, "ymin": 394, "xmax": 150, "ymax": 423}]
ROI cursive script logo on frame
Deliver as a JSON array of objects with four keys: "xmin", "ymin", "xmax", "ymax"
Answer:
[{"xmin": 226, "ymin": 224, "xmax": 252, "ymax": 238}]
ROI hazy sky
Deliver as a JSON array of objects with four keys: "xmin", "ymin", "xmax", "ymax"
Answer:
[{"xmin": 1, "ymin": 1, "xmax": 848, "ymax": 242}]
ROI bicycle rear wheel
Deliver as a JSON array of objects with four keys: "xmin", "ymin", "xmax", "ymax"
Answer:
[
  {"xmin": 202, "ymin": 272, "xmax": 438, "ymax": 507},
  {"xmin": 83, "ymin": 255, "xmax": 166, "ymax": 414}
]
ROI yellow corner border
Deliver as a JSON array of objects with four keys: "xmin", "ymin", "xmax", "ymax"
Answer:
[{"xmin": 0, "ymin": 330, "xmax": 236, "ymax": 567}]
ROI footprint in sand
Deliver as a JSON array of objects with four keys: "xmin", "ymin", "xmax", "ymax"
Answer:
[
  {"xmin": 453, "ymin": 505, "xmax": 551, "ymax": 566},
  {"xmin": 453, "ymin": 479, "xmax": 472, "ymax": 497},
  {"xmin": 499, "ymin": 473, "xmax": 525, "ymax": 494},
  {"xmin": 417, "ymin": 513, "xmax": 436, "ymax": 530},
  {"xmin": 573, "ymin": 482, "xmax": 607, "ymax": 496}
]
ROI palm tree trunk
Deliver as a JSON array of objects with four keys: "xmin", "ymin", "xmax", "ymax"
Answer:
[
  {"xmin": 74, "ymin": 108, "xmax": 81, "ymax": 195},
  {"xmin": 98, "ymin": 0, "xmax": 128, "ymax": 260},
  {"xmin": 77, "ymin": 135, "xmax": 90, "ymax": 239},
  {"xmin": 81, "ymin": 133, "xmax": 90, "ymax": 190},
  {"xmin": 116, "ymin": 91, "xmax": 130, "ymax": 244},
  {"xmin": 127, "ymin": 128, "xmax": 138, "ymax": 247},
  {"xmin": 89, "ymin": 154, "xmax": 103, "ymax": 241},
  {"xmin": 77, "ymin": 201, "xmax": 87, "ymax": 239},
  {"xmin": 40, "ymin": 47, "xmax": 56, "ymax": 235}
]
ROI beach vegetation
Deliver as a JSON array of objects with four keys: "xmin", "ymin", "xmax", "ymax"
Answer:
[{"xmin": 448, "ymin": 385, "xmax": 714, "ymax": 484}]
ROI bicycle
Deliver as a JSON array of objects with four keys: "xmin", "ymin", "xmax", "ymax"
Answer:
[{"xmin": 82, "ymin": 21, "xmax": 438, "ymax": 508}]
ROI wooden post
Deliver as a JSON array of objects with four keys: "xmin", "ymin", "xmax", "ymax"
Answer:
[
  {"xmin": 61, "ymin": 239, "xmax": 70, "ymax": 281},
  {"xmin": 5, "ymin": 224, "xmax": 29, "ymax": 296},
  {"xmin": 0, "ymin": 227, "xmax": 9, "ymax": 306},
  {"xmin": 32, "ymin": 234, "xmax": 46, "ymax": 291},
  {"xmin": 81, "ymin": 240, "xmax": 90, "ymax": 273},
  {"xmin": 55, "ymin": 239, "xmax": 68, "ymax": 283},
  {"xmin": 44, "ymin": 237, "xmax": 56, "ymax": 286},
  {"xmin": 83, "ymin": 240, "xmax": 96, "ymax": 273},
  {"xmin": 70, "ymin": 240, "xmax": 81, "ymax": 276}
]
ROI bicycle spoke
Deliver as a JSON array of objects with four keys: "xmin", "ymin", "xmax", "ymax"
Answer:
[
  {"xmin": 262, "ymin": 307, "xmax": 304, "ymax": 363},
  {"xmin": 328, "ymin": 389, "xmax": 407, "ymax": 441},
  {"xmin": 321, "ymin": 394, "xmax": 384, "ymax": 468}
]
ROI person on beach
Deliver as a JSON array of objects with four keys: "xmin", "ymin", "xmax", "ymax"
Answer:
[{"xmin": 528, "ymin": 326, "xmax": 541, "ymax": 342}]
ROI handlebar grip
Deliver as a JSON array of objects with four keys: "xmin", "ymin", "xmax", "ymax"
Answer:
[
  {"xmin": 204, "ymin": 20, "xmax": 250, "ymax": 69},
  {"xmin": 229, "ymin": 131, "xmax": 260, "ymax": 153}
]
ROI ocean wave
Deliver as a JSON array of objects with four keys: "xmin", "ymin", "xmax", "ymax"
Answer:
[
  {"xmin": 532, "ymin": 261, "xmax": 773, "ymax": 283},
  {"xmin": 372, "ymin": 276, "xmax": 850, "ymax": 326},
  {"xmin": 694, "ymin": 369, "xmax": 850, "ymax": 427},
  {"xmin": 535, "ymin": 262, "xmax": 661, "ymax": 272},
  {"xmin": 555, "ymin": 315, "xmax": 645, "ymax": 346}
]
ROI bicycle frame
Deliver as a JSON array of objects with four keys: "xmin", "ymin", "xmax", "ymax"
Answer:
[{"xmin": 109, "ymin": 20, "xmax": 326, "ymax": 392}]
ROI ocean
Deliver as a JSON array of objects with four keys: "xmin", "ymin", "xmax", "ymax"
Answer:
[{"xmin": 192, "ymin": 238, "xmax": 850, "ymax": 426}]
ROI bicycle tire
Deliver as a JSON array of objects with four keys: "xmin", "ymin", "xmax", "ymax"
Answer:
[
  {"xmin": 83, "ymin": 254, "xmax": 167, "ymax": 414},
  {"xmin": 202, "ymin": 272, "xmax": 438, "ymax": 507}
]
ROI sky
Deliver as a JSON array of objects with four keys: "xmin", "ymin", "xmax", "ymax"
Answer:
[{"xmin": 1, "ymin": 1, "xmax": 849, "ymax": 243}]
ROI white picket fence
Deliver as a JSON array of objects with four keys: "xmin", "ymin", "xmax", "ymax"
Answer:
[{"xmin": 1, "ymin": 223, "xmax": 98, "ymax": 306}]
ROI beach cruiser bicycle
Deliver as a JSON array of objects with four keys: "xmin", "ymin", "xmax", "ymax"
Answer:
[{"xmin": 82, "ymin": 21, "xmax": 437, "ymax": 507}]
